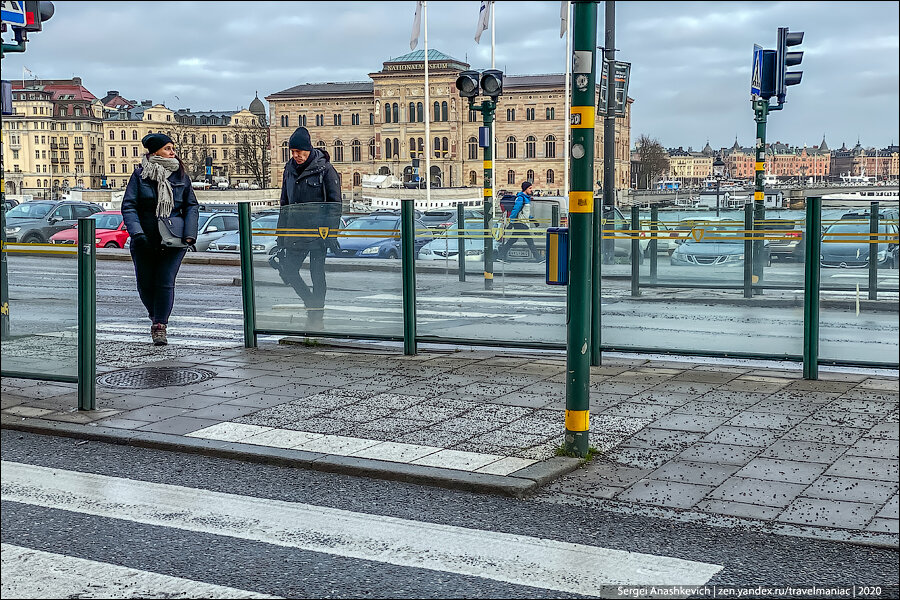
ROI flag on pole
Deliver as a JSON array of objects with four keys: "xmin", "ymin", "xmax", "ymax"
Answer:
[
  {"xmin": 23, "ymin": 66, "xmax": 34, "ymax": 78},
  {"xmin": 475, "ymin": 0, "xmax": 492, "ymax": 44},
  {"xmin": 560, "ymin": 1, "xmax": 568, "ymax": 38},
  {"xmin": 410, "ymin": 0, "xmax": 423, "ymax": 50}
]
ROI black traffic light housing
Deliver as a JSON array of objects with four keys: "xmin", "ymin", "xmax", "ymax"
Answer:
[
  {"xmin": 480, "ymin": 69, "xmax": 503, "ymax": 99},
  {"xmin": 20, "ymin": 1, "xmax": 54, "ymax": 32},
  {"xmin": 776, "ymin": 26, "xmax": 803, "ymax": 104},
  {"xmin": 455, "ymin": 70, "xmax": 480, "ymax": 98}
]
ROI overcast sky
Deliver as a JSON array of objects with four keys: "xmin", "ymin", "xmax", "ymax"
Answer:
[{"xmin": 4, "ymin": 1, "xmax": 897, "ymax": 150}]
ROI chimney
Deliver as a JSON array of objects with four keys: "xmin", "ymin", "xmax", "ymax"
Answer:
[
  {"xmin": 72, "ymin": 77, "xmax": 82, "ymax": 86},
  {"xmin": 107, "ymin": 90, "xmax": 118, "ymax": 97},
  {"xmin": 141, "ymin": 100, "xmax": 152, "ymax": 107}
]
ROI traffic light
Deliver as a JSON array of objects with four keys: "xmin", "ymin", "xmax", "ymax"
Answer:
[
  {"xmin": 21, "ymin": 1, "xmax": 54, "ymax": 32},
  {"xmin": 455, "ymin": 70, "xmax": 480, "ymax": 98},
  {"xmin": 775, "ymin": 26, "xmax": 803, "ymax": 104},
  {"xmin": 479, "ymin": 69, "xmax": 503, "ymax": 100}
]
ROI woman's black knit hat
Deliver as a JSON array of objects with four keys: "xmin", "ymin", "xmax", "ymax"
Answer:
[{"xmin": 142, "ymin": 133, "xmax": 174, "ymax": 154}]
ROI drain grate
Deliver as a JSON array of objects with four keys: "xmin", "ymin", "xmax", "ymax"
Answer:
[{"xmin": 97, "ymin": 367, "xmax": 216, "ymax": 389}]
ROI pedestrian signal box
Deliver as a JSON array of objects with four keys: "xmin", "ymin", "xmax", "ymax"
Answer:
[{"xmin": 546, "ymin": 227, "xmax": 568, "ymax": 285}]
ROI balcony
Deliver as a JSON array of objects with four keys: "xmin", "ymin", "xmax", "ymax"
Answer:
[
  {"xmin": 74, "ymin": 143, "xmax": 84, "ymax": 150},
  {"xmin": 50, "ymin": 143, "xmax": 59, "ymax": 149}
]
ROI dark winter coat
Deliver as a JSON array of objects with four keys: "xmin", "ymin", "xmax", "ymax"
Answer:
[
  {"xmin": 121, "ymin": 166, "xmax": 200, "ymax": 244},
  {"xmin": 277, "ymin": 149, "xmax": 342, "ymax": 248}
]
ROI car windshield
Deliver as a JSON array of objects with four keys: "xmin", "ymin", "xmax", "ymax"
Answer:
[
  {"xmin": 421, "ymin": 211, "xmax": 454, "ymax": 224},
  {"xmin": 7, "ymin": 203, "xmax": 53, "ymax": 219},
  {"xmin": 197, "ymin": 214, "xmax": 214, "ymax": 229},
  {"xmin": 693, "ymin": 226, "xmax": 743, "ymax": 243},
  {"xmin": 91, "ymin": 214, "xmax": 123, "ymax": 230},
  {"xmin": 826, "ymin": 223, "xmax": 892, "ymax": 235},
  {"xmin": 251, "ymin": 215, "xmax": 279, "ymax": 229},
  {"xmin": 345, "ymin": 218, "xmax": 399, "ymax": 232}
]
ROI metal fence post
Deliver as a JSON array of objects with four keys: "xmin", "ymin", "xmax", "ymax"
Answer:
[
  {"xmin": 238, "ymin": 203, "xmax": 257, "ymax": 348},
  {"xmin": 744, "ymin": 203, "xmax": 753, "ymax": 298},
  {"xmin": 869, "ymin": 201, "xmax": 879, "ymax": 300},
  {"xmin": 77, "ymin": 218, "xmax": 96, "ymax": 410},
  {"xmin": 457, "ymin": 202, "xmax": 466, "ymax": 282},
  {"xmin": 803, "ymin": 196, "xmax": 821, "ymax": 380},
  {"xmin": 631, "ymin": 204, "xmax": 640, "ymax": 296},
  {"xmin": 401, "ymin": 198, "xmax": 417, "ymax": 355},
  {"xmin": 552, "ymin": 203, "xmax": 560, "ymax": 228},
  {"xmin": 649, "ymin": 205, "xmax": 658, "ymax": 282}
]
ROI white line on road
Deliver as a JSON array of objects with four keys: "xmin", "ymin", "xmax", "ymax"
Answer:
[
  {"xmin": 0, "ymin": 543, "xmax": 279, "ymax": 599},
  {"xmin": 2, "ymin": 462, "xmax": 722, "ymax": 595}
]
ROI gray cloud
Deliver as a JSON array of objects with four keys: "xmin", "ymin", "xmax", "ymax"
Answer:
[{"xmin": 4, "ymin": 1, "xmax": 897, "ymax": 149}]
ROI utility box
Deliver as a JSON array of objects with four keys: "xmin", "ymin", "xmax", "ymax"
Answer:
[{"xmin": 546, "ymin": 227, "xmax": 569, "ymax": 285}]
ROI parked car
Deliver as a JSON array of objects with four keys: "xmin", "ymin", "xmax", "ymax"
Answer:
[
  {"xmin": 820, "ymin": 220, "xmax": 899, "ymax": 269},
  {"xmin": 417, "ymin": 219, "xmax": 487, "ymax": 262},
  {"xmin": 3, "ymin": 198, "xmax": 19, "ymax": 212},
  {"xmin": 49, "ymin": 211, "xmax": 129, "ymax": 248},
  {"xmin": 419, "ymin": 209, "xmax": 484, "ymax": 230},
  {"xmin": 192, "ymin": 211, "xmax": 240, "ymax": 252},
  {"xmin": 4, "ymin": 200, "xmax": 104, "ymax": 243},
  {"xmin": 757, "ymin": 218, "xmax": 804, "ymax": 262},
  {"xmin": 671, "ymin": 224, "xmax": 770, "ymax": 267},
  {"xmin": 330, "ymin": 214, "xmax": 433, "ymax": 258},
  {"xmin": 207, "ymin": 213, "xmax": 280, "ymax": 255}
]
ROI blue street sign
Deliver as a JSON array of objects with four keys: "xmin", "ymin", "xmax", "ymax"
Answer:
[
  {"xmin": 750, "ymin": 44, "xmax": 763, "ymax": 97},
  {"xmin": 1, "ymin": 0, "xmax": 26, "ymax": 25}
]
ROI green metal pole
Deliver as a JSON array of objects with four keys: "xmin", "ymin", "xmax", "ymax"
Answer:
[
  {"xmin": 649, "ymin": 205, "xmax": 658, "ymax": 282},
  {"xmin": 238, "ymin": 203, "xmax": 257, "ymax": 348},
  {"xmin": 752, "ymin": 99, "xmax": 768, "ymax": 294},
  {"xmin": 400, "ymin": 198, "xmax": 417, "ymax": 355},
  {"xmin": 482, "ymin": 100, "xmax": 495, "ymax": 291},
  {"xmin": 803, "ymin": 196, "xmax": 821, "ymax": 380},
  {"xmin": 631, "ymin": 204, "xmax": 640, "ymax": 296},
  {"xmin": 1, "ymin": 202, "xmax": 9, "ymax": 340},
  {"xmin": 77, "ymin": 218, "xmax": 96, "ymax": 411},
  {"xmin": 743, "ymin": 203, "xmax": 753, "ymax": 299},
  {"xmin": 457, "ymin": 202, "xmax": 466, "ymax": 282},
  {"xmin": 552, "ymin": 203, "xmax": 560, "ymax": 228},
  {"xmin": 591, "ymin": 193, "xmax": 601, "ymax": 366},
  {"xmin": 565, "ymin": 0, "xmax": 598, "ymax": 458},
  {"xmin": 868, "ymin": 202, "xmax": 878, "ymax": 300}
]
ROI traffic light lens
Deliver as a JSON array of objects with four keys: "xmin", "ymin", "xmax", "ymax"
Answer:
[
  {"xmin": 481, "ymin": 76, "xmax": 500, "ymax": 96},
  {"xmin": 457, "ymin": 79, "xmax": 476, "ymax": 95}
]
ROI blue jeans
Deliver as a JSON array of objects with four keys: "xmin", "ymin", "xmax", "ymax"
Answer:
[{"xmin": 130, "ymin": 245, "xmax": 187, "ymax": 325}]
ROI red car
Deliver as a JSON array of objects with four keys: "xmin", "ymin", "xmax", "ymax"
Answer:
[{"xmin": 49, "ymin": 210, "xmax": 130, "ymax": 248}]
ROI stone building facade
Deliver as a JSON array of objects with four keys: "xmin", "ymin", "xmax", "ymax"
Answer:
[{"xmin": 266, "ymin": 50, "xmax": 632, "ymax": 195}]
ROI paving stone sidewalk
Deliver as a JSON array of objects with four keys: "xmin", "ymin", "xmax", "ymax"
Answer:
[{"xmin": 1, "ymin": 338, "xmax": 897, "ymax": 547}]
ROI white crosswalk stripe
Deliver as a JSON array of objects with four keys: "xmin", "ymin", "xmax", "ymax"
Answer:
[{"xmin": 2, "ymin": 461, "xmax": 723, "ymax": 596}]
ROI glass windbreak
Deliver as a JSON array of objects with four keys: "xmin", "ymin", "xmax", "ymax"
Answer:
[
  {"xmin": 91, "ymin": 213, "xmax": 123, "ymax": 230},
  {"xmin": 818, "ymin": 199, "xmax": 899, "ymax": 365},
  {"xmin": 250, "ymin": 203, "xmax": 403, "ymax": 338},
  {"xmin": 416, "ymin": 209, "xmax": 566, "ymax": 346},
  {"xmin": 1, "ymin": 245, "xmax": 78, "ymax": 378}
]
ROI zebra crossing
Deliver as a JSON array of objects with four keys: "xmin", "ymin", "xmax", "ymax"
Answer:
[{"xmin": 2, "ymin": 460, "xmax": 723, "ymax": 599}]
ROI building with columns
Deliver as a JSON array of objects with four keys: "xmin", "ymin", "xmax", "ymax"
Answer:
[{"xmin": 266, "ymin": 49, "xmax": 632, "ymax": 196}]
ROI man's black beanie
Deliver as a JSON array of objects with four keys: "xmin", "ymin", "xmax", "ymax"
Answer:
[
  {"xmin": 289, "ymin": 127, "xmax": 313, "ymax": 151},
  {"xmin": 522, "ymin": 181, "xmax": 533, "ymax": 192}
]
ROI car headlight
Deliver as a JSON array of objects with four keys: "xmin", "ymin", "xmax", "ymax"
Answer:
[
  {"xmin": 252, "ymin": 244, "xmax": 265, "ymax": 251},
  {"xmin": 6, "ymin": 226, "xmax": 20, "ymax": 234},
  {"xmin": 877, "ymin": 250, "xmax": 887, "ymax": 260},
  {"xmin": 209, "ymin": 243, "xmax": 219, "ymax": 250},
  {"xmin": 95, "ymin": 238, "xmax": 102, "ymax": 244},
  {"xmin": 361, "ymin": 246, "xmax": 381, "ymax": 255},
  {"xmin": 420, "ymin": 247, "xmax": 433, "ymax": 255}
]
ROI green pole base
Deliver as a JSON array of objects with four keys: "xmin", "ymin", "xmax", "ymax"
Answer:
[{"xmin": 564, "ymin": 430, "xmax": 589, "ymax": 458}]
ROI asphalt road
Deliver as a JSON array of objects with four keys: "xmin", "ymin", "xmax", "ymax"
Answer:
[
  {"xmin": 2, "ymin": 430, "xmax": 898, "ymax": 599},
  {"xmin": 2, "ymin": 255, "xmax": 898, "ymax": 364}
]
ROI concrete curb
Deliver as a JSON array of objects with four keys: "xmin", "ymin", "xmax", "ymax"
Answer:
[{"xmin": 1, "ymin": 415, "xmax": 581, "ymax": 499}]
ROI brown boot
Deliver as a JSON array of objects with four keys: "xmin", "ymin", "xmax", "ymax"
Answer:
[{"xmin": 151, "ymin": 323, "xmax": 168, "ymax": 346}]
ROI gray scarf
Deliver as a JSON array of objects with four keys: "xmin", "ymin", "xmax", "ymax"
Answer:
[{"xmin": 140, "ymin": 155, "xmax": 180, "ymax": 217}]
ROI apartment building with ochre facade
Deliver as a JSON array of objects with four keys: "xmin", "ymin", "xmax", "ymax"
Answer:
[{"xmin": 266, "ymin": 50, "xmax": 631, "ymax": 195}]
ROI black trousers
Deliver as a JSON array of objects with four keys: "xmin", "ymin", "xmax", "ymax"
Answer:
[
  {"xmin": 498, "ymin": 221, "xmax": 539, "ymax": 260},
  {"xmin": 281, "ymin": 244, "xmax": 327, "ymax": 309},
  {"xmin": 130, "ymin": 245, "xmax": 187, "ymax": 325}
]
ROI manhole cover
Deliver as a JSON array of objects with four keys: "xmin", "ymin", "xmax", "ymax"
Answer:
[{"xmin": 97, "ymin": 367, "xmax": 216, "ymax": 389}]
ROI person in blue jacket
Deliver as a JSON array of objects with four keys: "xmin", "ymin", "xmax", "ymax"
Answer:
[
  {"xmin": 498, "ymin": 181, "xmax": 541, "ymax": 262},
  {"xmin": 121, "ymin": 133, "xmax": 199, "ymax": 345}
]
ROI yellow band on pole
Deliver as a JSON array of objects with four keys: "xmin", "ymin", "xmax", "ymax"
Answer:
[
  {"xmin": 569, "ymin": 191, "xmax": 594, "ymax": 213},
  {"xmin": 483, "ymin": 272, "xmax": 494, "ymax": 279},
  {"xmin": 570, "ymin": 106, "xmax": 595, "ymax": 129},
  {"xmin": 755, "ymin": 162, "xmax": 765, "ymax": 170},
  {"xmin": 565, "ymin": 410, "xmax": 589, "ymax": 432},
  {"xmin": 484, "ymin": 189, "xmax": 493, "ymax": 197},
  {"xmin": 483, "ymin": 160, "xmax": 492, "ymax": 169},
  {"xmin": 754, "ymin": 191, "xmax": 765, "ymax": 201}
]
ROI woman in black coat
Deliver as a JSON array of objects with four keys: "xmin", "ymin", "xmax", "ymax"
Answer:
[{"xmin": 121, "ymin": 133, "xmax": 200, "ymax": 345}]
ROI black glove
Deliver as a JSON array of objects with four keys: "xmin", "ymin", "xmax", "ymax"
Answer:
[{"xmin": 131, "ymin": 233, "xmax": 149, "ymax": 249}]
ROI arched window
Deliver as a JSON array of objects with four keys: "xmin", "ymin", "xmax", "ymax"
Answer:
[
  {"xmin": 433, "ymin": 137, "xmax": 440, "ymax": 159},
  {"xmin": 433, "ymin": 101, "xmax": 440, "ymax": 122},
  {"xmin": 507, "ymin": 170, "xmax": 516, "ymax": 185},
  {"xmin": 441, "ymin": 101, "xmax": 448, "ymax": 122},
  {"xmin": 211, "ymin": 134, "xmax": 216, "ymax": 144},
  {"xmin": 468, "ymin": 170, "xmax": 478, "ymax": 186},
  {"xmin": 386, "ymin": 138, "xmax": 393, "ymax": 158},
  {"xmin": 469, "ymin": 109, "xmax": 478, "ymax": 122},
  {"xmin": 222, "ymin": 133, "xmax": 228, "ymax": 144},
  {"xmin": 506, "ymin": 136, "xmax": 517, "ymax": 159},
  {"xmin": 409, "ymin": 102, "xmax": 416, "ymax": 123},
  {"xmin": 385, "ymin": 105, "xmax": 392, "ymax": 124},
  {"xmin": 353, "ymin": 172, "xmax": 362, "ymax": 186},
  {"xmin": 545, "ymin": 135, "xmax": 557, "ymax": 159},
  {"xmin": 192, "ymin": 135, "xmax": 196, "ymax": 144},
  {"xmin": 527, "ymin": 169, "xmax": 535, "ymax": 182},
  {"xmin": 506, "ymin": 108, "xmax": 515, "ymax": 121},
  {"xmin": 369, "ymin": 138, "xmax": 376, "ymax": 158},
  {"xmin": 417, "ymin": 137, "xmax": 424, "ymax": 157},
  {"xmin": 316, "ymin": 140, "xmax": 326, "ymax": 152},
  {"xmin": 393, "ymin": 138, "xmax": 399, "ymax": 158},
  {"xmin": 392, "ymin": 103, "xmax": 399, "ymax": 123},
  {"xmin": 334, "ymin": 140, "xmax": 344, "ymax": 162},
  {"xmin": 369, "ymin": 113, "xmax": 374, "ymax": 126},
  {"xmin": 467, "ymin": 137, "xmax": 478, "ymax": 160},
  {"xmin": 546, "ymin": 107, "xmax": 555, "ymax": 120},
  {"xmin": 416, "ymin": 102, "xmax": 424, "ymax": 123},
  {"xmin": 109, "ymin": 130, "xmax": 115, "ymax": 140},
  {"xmin": 525, "ymin": 135, "xmax": 536, "ymax": 159},
  {"xmin": 352, "ymin": 140, "xmax": 361, "ymax": 162},
  {"xmin": 547, "ymin": 169, "xmax": 555, "ymax": 184},
  {"xmin": 202, "ymin": 134, "xmax": 207, "ymax": 145},
  {"xmin": 120, "ymin": 130, "xmax": 126, "ymax": 140},
  {"xmin": 132, "ymin": 130, "xmax": 138, "ymax": 140},
  {"xmin": 441, "ymin": 137, "xmax": 449, "ymax": 158},
  {"xmin": 409, "ymin": 137, "xmax": 417, "ymax": 159}
]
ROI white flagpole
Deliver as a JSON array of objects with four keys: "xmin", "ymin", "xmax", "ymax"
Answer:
[
  {"xmin": 424, "ymin": 0, "xmax": 431, "ymax": 208},
  {"xmin": 564, "ymin": 0, "xmax": 571, "ymax": 200},
  {"xmin": 490, "ymin": 1, "xmax": 497, "ymax": 218}
]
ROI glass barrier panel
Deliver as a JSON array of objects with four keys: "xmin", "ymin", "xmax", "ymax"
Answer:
[
  {"xmin": 1, "ymin": 243, "xmax": 79, "ymax": 378},
  {"xmin": 818, "ymin": 198, "xmax": 899, "ymax": 365},
  {"xmin": 248, "ymin": 204, "xmax": 403, "ymax": 338}
]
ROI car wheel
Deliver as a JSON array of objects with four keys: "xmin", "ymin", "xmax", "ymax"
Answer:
[
  {"xmin": 22, "ymin": 233, "xmax": 43, "ymax": 244},
  {"xmin": 104, "ymin": 241, "xmax": 119, "ymax": 248},
  {"xmin": 387, "ymin": 250, "xmax": 399, "ymax": 259}
]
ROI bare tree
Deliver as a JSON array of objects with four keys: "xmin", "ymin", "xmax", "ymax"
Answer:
[
  {"xmin": 229, "ymin": 121, "xmax": 270, "ymax": 188},
  {"xmin": 634, "ymin": 134, "xmax": 669, "ymax": 190},
  {"xmin": 168, "ymin": 121, "xmax": 211, "ymax": 181}
]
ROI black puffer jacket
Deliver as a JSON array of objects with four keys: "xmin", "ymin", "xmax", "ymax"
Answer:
[
  {"xmin": 122, "ymin": 165, "xmax": 200, "ymax": 244},
  {"xmin": 277, "ymin": 149, "xmax": 341, "ymax": 248}
]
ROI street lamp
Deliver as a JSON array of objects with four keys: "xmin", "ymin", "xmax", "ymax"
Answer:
[{"xmin": 713, "ymin": 154, "xmax": 726, "ymax": 217}]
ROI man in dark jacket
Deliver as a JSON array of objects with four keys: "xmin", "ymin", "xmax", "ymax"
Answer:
[{"xmin": 271, "ymin": 127, "xmax": 342, "ymax": 328}]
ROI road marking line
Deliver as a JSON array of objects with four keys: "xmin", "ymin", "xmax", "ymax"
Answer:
[
  {"xmin": 1, "ymin": 543, "xmax": 279, "ymax": 599},
  {"xmin": 2, "ymin": 462, "xmax": 722, "ymax": 594}
]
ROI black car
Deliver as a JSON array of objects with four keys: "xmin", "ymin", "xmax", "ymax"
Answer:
[
  {"xmin": 821, "ymin": 220, "xmax": 899, "ymax": 269},
  {"xmin": 419, "ymin": 209, "xmax": 484, "ymax": 230},
  {"xmin": 4, "ymin": 200, "xmax": 104, "ymax": 243}
]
